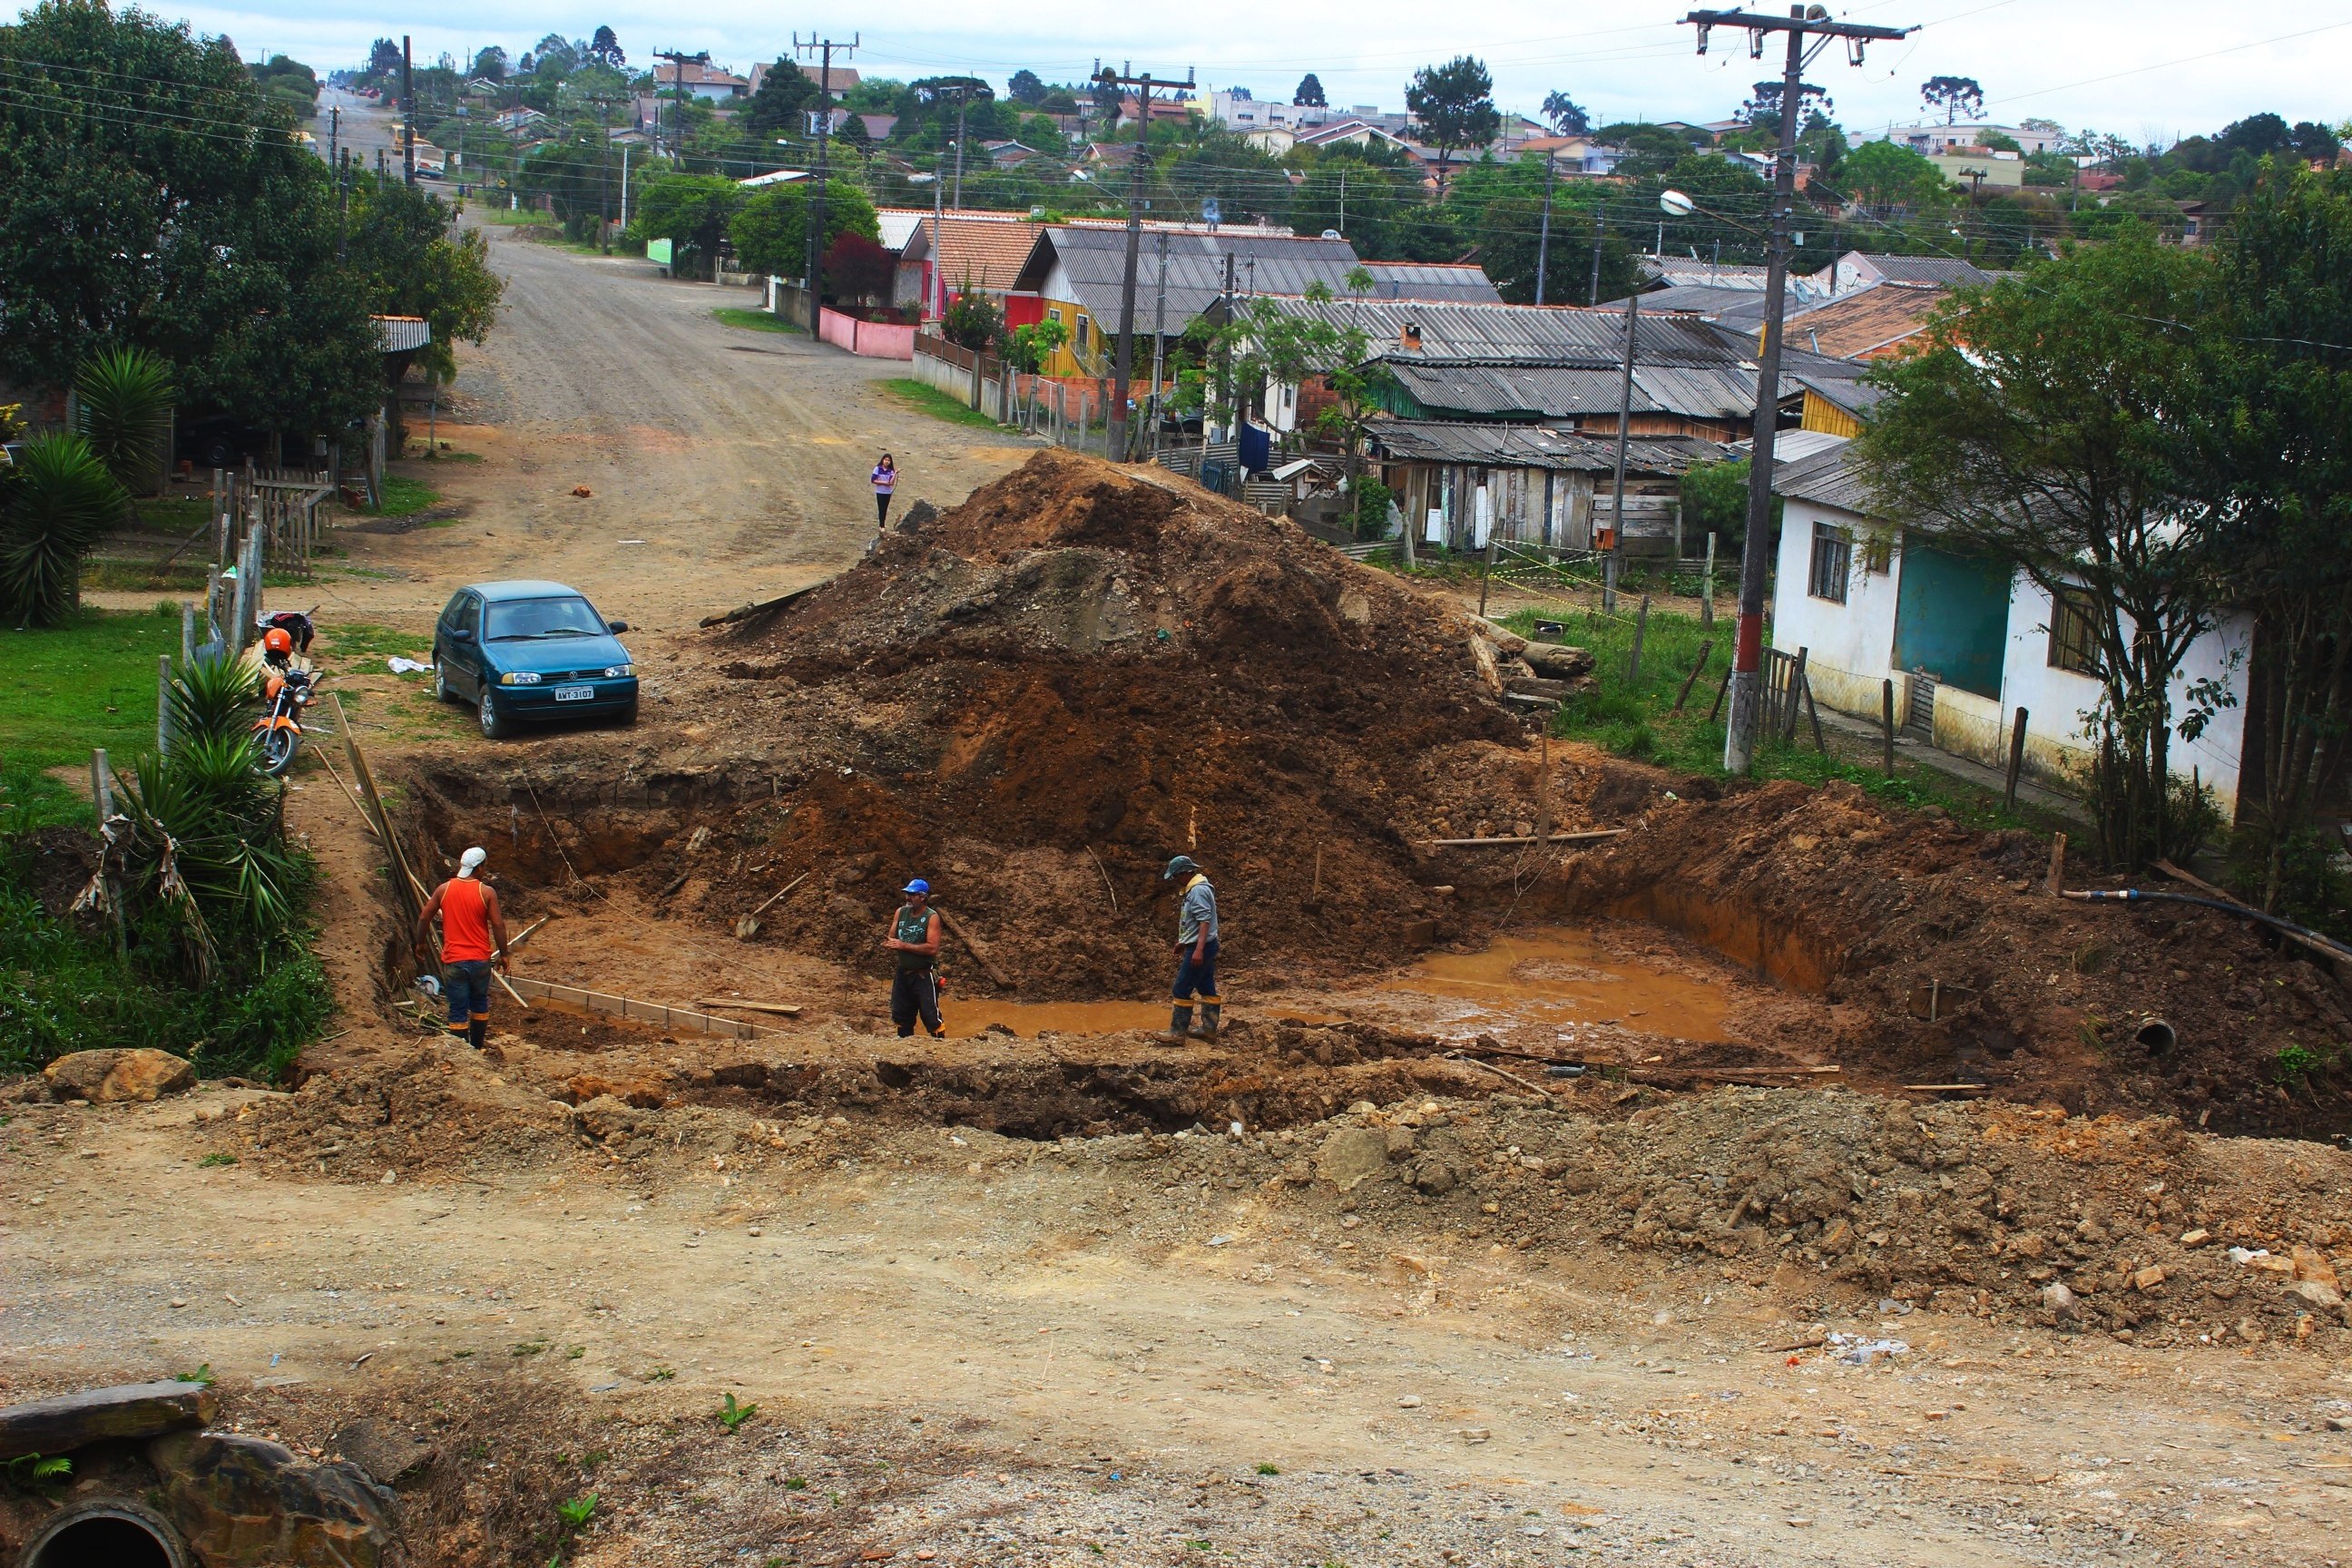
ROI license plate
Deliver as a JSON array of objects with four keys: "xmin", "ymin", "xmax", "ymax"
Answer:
[{"xmin": 553, "ymin": 684, "xmax": 595, "ymax": 701}]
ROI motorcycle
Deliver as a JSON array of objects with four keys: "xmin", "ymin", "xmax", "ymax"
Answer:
[{"xmin": 253, "ymin": 666, "xmax": 315, "ymax": 777}]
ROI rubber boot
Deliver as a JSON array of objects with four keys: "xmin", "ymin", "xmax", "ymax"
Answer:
[
  {"xmin": 1160, "ymin": 1004, "xmax": 1193, "ymax": 1044},
  {"xmin": 1191, "ymin": 1001, "xmax": 1222, "ymax": 1040},
  {"xmin": 467, "ymin": 1017, "xmax": 487, "ymax": 1050}
]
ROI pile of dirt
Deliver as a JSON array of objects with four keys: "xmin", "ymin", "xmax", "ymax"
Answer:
[
  {"xmin": 1541, "ymin": 776, "xmax": 2352, "ymax": 1134},
  {"xmin": 1304, "ymin": 1083, "xmax": 2352, "ymax": 1344},
  {"xmin": 661, "ymin": 450, "xmax": 1532, "ymax": 995}
]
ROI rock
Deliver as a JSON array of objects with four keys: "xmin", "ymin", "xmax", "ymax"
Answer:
[
  {"xmin": 2132, "ymin": 1265, "xmax": 2168, "ymax": 1292},
  {"xmin": 43, "ymin": 1048, "xmax": 196, "ymax": 1103},
  {"xmin": 1316, "ymin": 1128, "xmax": 1390, "ymax": 1192},
  {"xmin": 1458, "ymin": 1427, "xmax": 1492, "ymax": 1444},
  {"xmin": 2179, "ymin": 1228, "xmax": 2211, "ymax": 1247},
  {"xmin": 2292, "ymin": 1245, "xmax": 2341, "ymax": 1291},
  {"xmin": 2041, "ymin": 1282, "xmax": 2078, "ymax": 1318},
  {"xmin": 1382, "ymin": 1126, "xmax": 1417, "ymax": 1161},
  {"xmin": 1819, "ymin": 1220, "xmax": 1855, "ymax": 1255},
  {"xmin": 1396, "ymin": 1395, "xmax": 1423, "ymax": 1408},
  {"xmin": 2005, "ymin": 1232, "xmax": 2050, "ymax": 1261},
  {"xmin": 2245, "ymin": 1253, "xmax": 2297, "ymax": 1276},
  {"xmin": 1523, "ymin": 643, "xmax": 1596, "ymax": 680},
  {"xmin": 1411, "ymin": 1161, "xmax": 1459, "ymax": 1197},
  {"xmin": 0, "ymin": 1380, "xmax": 216, "ymax": 1460},
  {"xmin": 329, "ymin": 1419, "xmax": 435, "ymax": 1488},
  {"xmin": 2328, "ymin": 1415, "xmax": 2350, "ymax": 1432},
  {"xmin": 573, "ymin": 1094, "xmax": 640, "ymax": 1145},
  {"xmin": 898, "ymin": 498, "xmax": 939, "ymax": 533},
  {"xmin": 151, "ymin": 1433, "xmax": 400, "ymax": 1568},
  {"xmin": 1280, "ymin": 1159, "xmax": 1313, "ymax": 1187},
  {"xmin": 2288, "ymin": 1278, "xmax": 2345, "ymax": 1309}
]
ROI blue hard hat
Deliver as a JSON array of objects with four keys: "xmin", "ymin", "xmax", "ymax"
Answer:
[
  {"xmin": 902, "ymin": 877, "xmax": 930, "ymax": 895},
  {"xmin": 1162, "ymin": 856, "xmax": 1199, "ymax": 881}
]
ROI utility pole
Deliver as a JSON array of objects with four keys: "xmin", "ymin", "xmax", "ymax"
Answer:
[
  {"xmin": 794, "ymin": 34, "xmax": 857, "ymax": 335},
  {"xmin": 1588, "ymin": 217, "xmax": 1604, "ymax": 306},
  {"xmin": 1604, "ymin": 289, "xmax": 1638, "ymax": 612},
  {"xmin": 328, "ymin": 103, "xmax": 338, "ymax": 168},
  {"xmin": 1534, "ymin": 151, "xmax": 1557, "ymax": 305},
  {"xmin": 928, "ymin": 142, "xmax": 946, "ymax": 321},
  {"xmin": 952, "ymin": 91, "xmax": 970, "ymax": 209},
  {"xmin": 401, "ymin": 34, "xmax": 415, "ymax": 186},
  {"xmin": 1683, "ymin": 6, "xmax": 1915, "ymax": 773},
  {"xmin": 336, "ymin": 148, "xmax": 350, "ymax": 261},
  {"xmin": 1149, "ymin": 230, "xmax": 1169, "ymax": 449},
  {"xmin": 1098, "ymin": 64, "xmax": 1193, "ymax": 463}
]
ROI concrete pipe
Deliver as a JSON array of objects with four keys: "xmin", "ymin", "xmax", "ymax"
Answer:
[
  {"xmin": 2136, "ymin": 1018, "xmax": 2178, "ymax": 1054},
  {"xmin": 18, "ymin": 1496, "xmax": 191, "ymax": 1568}
]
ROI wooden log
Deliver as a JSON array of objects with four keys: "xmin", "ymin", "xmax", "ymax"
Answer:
[
  {"xmin": 1089, "ymin": 846, "xmax": 1120, "ymax": 913},
  {"xmin": 1446, "ymin": 1054, "xmax": 1556, "ymax": 1101},
  {"xmin": 1802, "ymin": 672, "xmax": 1828, "ymax": 754},
  {"xmin": 1781, "ymin": 647, "xmax": 1809, "ymax": 744},
  {"xmin": 693, "ymin": 998, "xmax": 804, "ymax": 1016},
  {"xmin": 0, "ymin": 1381, "xmax": 217, "ymax": 1461},
  {"xmin": 1707, "ymin": 665, "xmax": 1733, "ymax": 724},
  {"xmin": 505, "ymin": 916, "xmax": 553, "ymax": 952},
  {"xmin": 1670, "ymin": 640, "xmax": 1715, "ymax": 714},
  {"xmin": 1430, "ymin": 829, "xmax": 1623, "ymax": 848},
  {"xmin": 937, "ymin": 907, "xmax": 1014, "ymax": 990},
  {"xmin": 2046, "ymin": 832, "xmax": 2067, "ymax": 897},
  {"xmin": 2004, "ymin": 706, "xmax": 2029, "ymax": 809}
]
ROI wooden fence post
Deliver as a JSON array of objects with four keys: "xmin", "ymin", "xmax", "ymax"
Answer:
[
  {"xmin": 1671, "ymin": 640, "xmax": 1716, "ymax": 714},
  {"xmin": 1628, "ymin": 593, "xmax": 1651, "ymax": 683},
  {"xmin": 157, "ymin": 654, "xmax": 172, "ymax": 757},
  {"xmin": 90, "ymin": 749, "xmax": 113, "ymax": 825},
  {"xmin": 1700, "ymin": 532, "xmax": 1716, "ymax": 631},
  {"xmin": 1782, "ymin": 647, "xmax": 1810, "ymax": 743},
  {"xmin": 180, "ymin": 602, "xmax": 196, "ymax": 666},
  {"xmin": 1881, "ymin": 678, "xmax": 1896, "ymax": 778},
  {"xmin": 2004, "ymin": 706, "xmax": 2030, "ymax": 810}
]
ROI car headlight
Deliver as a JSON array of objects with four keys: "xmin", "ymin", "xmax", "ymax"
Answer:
[
  {"xmin": 501, "ymin": 671, "xmax": 541, "ymax": 685},
  {"xmin": 604, "ymin": 664, "xmax": 633, "ymax": 678}
]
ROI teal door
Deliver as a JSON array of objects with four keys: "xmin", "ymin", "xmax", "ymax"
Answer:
[{"xmin": 1892, "ymin": 541, "xmax": 2011, "ymax": 699}]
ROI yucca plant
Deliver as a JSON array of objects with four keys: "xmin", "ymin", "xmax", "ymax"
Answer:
[
  {"xmin": 113, "ymin": 735, "xmax": 300, "ymax": 984},
  {"xmin": 166, "ymin": 653, "xmax": 260, "ymax": 746},
  {"xmin": 74, "ymin": 346, "xmax": 175, "ymax": 497},
  {"xmin": 0, "ymin": 433, "xmax": 124, "ymax": 628}
]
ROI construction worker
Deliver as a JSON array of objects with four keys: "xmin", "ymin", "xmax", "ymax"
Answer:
[
  {"xmin": 414, "ymin": 846, "xmax": 509, "ymax": 1049},
  {"xmin": 1161, "ymin": 855, "xmax": 1220, "ymax": 1041},
  {"xmin": 882, "ymin": 877, "xmax": 944, "ymax": 1038}
]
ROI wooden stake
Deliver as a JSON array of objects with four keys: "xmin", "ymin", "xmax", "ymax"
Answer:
[
  {"xmin": 1310, "ymin": 846, "xmax": 1322, "ymax": 899},
  {"xmin": 1706, "ymin": 665, "xmax": 1733, "ymax": 723},
  {"xmin": 1801, "ymin": 672, "xmax": 1828, "ymax": 754},
  {"xmin": 1881, "ymin": 678, "xmax": 1896, "ymax": 778},
  {"xmin": 1446, "ymin": 1054, "xmax": 1557, "ymax": 1101},
  {"xmin": 1671, "ymin": 640, "xmax": 1716, "ymax": 714},
  {"xmin": 1088, "ymin": 846, "xmax": 1120, "ymax": 913},
  {"xmin": 2046, "ymin": 832, "xmax": 2067, "ymax": 897},
  {"xmin": 1535, "ymin": 731, "xmax": 1553, "ymax": 846},
  {"xmin": 90, "ymin": 748, "xmax": 113, "ymax": 825},
  {"xmin": 2004, "ymin": 706, "xmax": 2029, "ymax": 810},
  {"xmin": 938, "ymin": 907, "xmax": 1014, "ymax": 990},
  {"xmin": 1781, "ymin": 647, "xmax": 1809, "ymax": 744},
  {"xmin": 1627, "ymin": 593, "xmax": 1651, "ymax": 683}
]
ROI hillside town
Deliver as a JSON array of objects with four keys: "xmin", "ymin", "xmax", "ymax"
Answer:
[{"xmin": 2, "ymin": 4, "xmax": 2350, "ymax": 1565}]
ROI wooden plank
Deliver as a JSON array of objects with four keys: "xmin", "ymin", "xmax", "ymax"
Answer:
[
  {"xmin": 937, "ymin": 908, "xmax": 1014, "ymax": 990},
  {"xmin": 1430, "ymin": 829, "xmax": 1624, "ymax": 848},
  {"xmin": 694, "ymin": 998, "xmax": 804, "ymax": 1016}
]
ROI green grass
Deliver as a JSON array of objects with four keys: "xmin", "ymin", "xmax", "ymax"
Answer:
[
  {"xmin": 318, "ymin": 622, "xmax": 430, "ymax": 662},
  {"xmin": 713, "ymin": 307, "xmax": 802, "ymax": 335},
  {"xmin": 479, "ymin": 206, "xmax": 558, "ymax": 227},
  {"xmin": 881, "ymin": 377, "xmax": 1005, "ymax": 431},
  {"xmin": 374, "ymin": 475, "xmax": 440, "ymax": 518},
  {"xmin": 1502, "ymin": 602, "xmax": 2073, "ymax": 838},
  {"xmin": 83, "ymin": 558, "xmax": 212, "ymax": 593},
  {"xmin": 0, "ymin": 605, "xmax": 183, "ymax": 770}
]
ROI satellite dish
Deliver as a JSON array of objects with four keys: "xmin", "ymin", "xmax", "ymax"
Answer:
[{"xmin": 1660, "ymin": 190, "xmax": 1696, "ymax": 217}]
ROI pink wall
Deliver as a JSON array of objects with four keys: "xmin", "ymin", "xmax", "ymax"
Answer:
[{"xmin": 818, "ymin": 308, "xmax": 915, "ymax": 360}]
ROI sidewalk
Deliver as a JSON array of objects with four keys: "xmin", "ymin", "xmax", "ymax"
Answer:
[{"xmin": 1810, "ymin": 701, "xmax": 2090, "ymax": 824}]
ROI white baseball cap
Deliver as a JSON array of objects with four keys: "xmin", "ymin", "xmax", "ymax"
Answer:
[{"xmin": 457, "ymin": 847, "xmax": 487, "ymax": 878}]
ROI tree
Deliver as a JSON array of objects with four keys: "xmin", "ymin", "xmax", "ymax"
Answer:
[
  {"xmin": 744, "ymin": 57, "xmax": 818, "ymax": 135},
  {"xmin": 366, "ymin": 37, "xmax": 401, "ymax": 78},
  {"xmin": 1920, "ymin": 75, "xmax": 1984, "ymax": 126},
  {"xmin": 836, "ymin": 113, "xmax": 872, "ymax": 151},
  {"xmin": 1739, "ymin": 79, "xmax": 1831, "ymax": 137},
  {"xmin": 0, "ymin": 432, "xmax": 121, "ymax": 628},
  {"xmin": 823, "ymin": 232, "xmax": 894, "ymax": 303},
  {"xmin": 1007, "ymin": 69, "xmax": 1045, "ymax": 105},
  {"xmin": 2196, "ymin": 166, "xmax": 2352, "ymax": 914},
  {"xmin": 469, "ymin": 46, "xmax": 506, "ymax": 82},
  {"xmin": 1003, "ymin": 318, "xmax": 1068, "ymax": 374},
  {"xmin": 74, "ymin": 348, "xmax": 174, "ymax": 498},
  {"xmin": 1853, "ymin": 229, "xmax": 2228, "ymax": 870},
  {"xmin": 1293, "ymin": 74, "xmax": 1326, "ymax": 109},
  {"xmin": 940, "ymin": 289, "xmax": 999, "ymax": 350},
  {"xmin": 634, "ymin": 173, "xmax": 745, "ymax": 273},
  {"xmin": 531, "ymin": 34, "xmax": 579, "ymax": 76},
  {"xmin": 1405, "ymin": 55, "xmax": 1499, "ymax": 195},
  {"xmin": 1840, "ymin": 139, "xmax": 1951, "ymax": 211},
  {"xmin": 726, "ymin": 178, "xmax": 879, "ymax": 276},
  {"xmin": 588, "ymin": 25, "xmax": 625, "ymax": 69},
  {"xmin": 342, "ymin": 176, "xmax": 504, "ymax": 378},
  {"xmin": 0, "ymin": 2, "xmax": 380, "ymax": 445},
  {"xmin": 1540, "ymin": 90, "xmax": 1590, "ymax": 137}
]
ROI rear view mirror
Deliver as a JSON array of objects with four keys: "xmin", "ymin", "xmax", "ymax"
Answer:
[{"xmin": 606, "ymin": 620, "xmax": 629, "ymax": 634}]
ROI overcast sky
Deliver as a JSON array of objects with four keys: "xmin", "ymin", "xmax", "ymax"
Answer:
[{"xmin": 149, "ymin": 0, "xmax": 2350, "ymax": 142}]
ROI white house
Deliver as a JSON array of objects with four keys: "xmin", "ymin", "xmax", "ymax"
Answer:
[{"xmin": 1770, "ymin": 438, "xmax": 2252, "ymax": 815}]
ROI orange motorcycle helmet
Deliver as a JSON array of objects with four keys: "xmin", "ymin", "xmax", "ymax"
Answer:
[{"xmin": 262, "ymin": 627, "xmax": 294, "ymax": 659}]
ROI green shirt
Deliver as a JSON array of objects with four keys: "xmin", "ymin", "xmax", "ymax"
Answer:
[{"xmin": 894, "ymin": 904, "xmax": 936, "ymax": 971}]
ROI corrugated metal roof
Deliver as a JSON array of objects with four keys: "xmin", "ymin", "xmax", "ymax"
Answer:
[
  {"xmin": 1360, "ymin": 262, "xmax": 1504, "ymax": 304},
  {"xmin": 1852, "ymin": 253, "xmax": 2000, "ymax": 287},
  {"xmin": 1367, "ymin": 418, "xmax": 1733, "ymax": 472},
  {"xmin": 1795, "ymin": 374, "xmax": 1890, "ymax": 416},
  {"xmin": 876, "ymin": 210, "xmax": 926, "ymax": 251},
  {"xmin": 1021, "ymin": 227, "xmax": 1363, "ymax": 327},
  {"xmin": 1261, "ymin": 297, "xmax": 1753, "ymax": 368},
  {"xmin": 372, "ymin": 315, "xmax": 429, "ymax": 354},
  {"xmin": 1772, "ymin": 438, "xmax": 1881, "ymax": 515},
  {"xmin": 1387, "ymin": 360, "xmax": 1763, "ymax": 421}
]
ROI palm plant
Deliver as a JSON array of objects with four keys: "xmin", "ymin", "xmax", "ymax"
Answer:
[
  {"xmin": 0, "ymin": 433, "xmax": 124, "ymax": 628},
  {"xmin": 113, "ymin": 735, "xmax": 301, "ymax": 984},
  {"xmin": 74, "ymin": 347, "xmax": 175, "ymax": 496},
  {"xmin": 165, "ymin": 653, "xmax": 260, "ymax": 743}
]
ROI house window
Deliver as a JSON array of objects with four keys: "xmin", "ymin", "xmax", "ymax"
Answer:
[
  {"xmin": 1863, "ymin": 534, "xmax": 1892, "ymax": 575},
  {"xmin": 1808, "ymin": 522, "xmax": 1852, "ymax": 603},
  {"xmin": 2048, "ymin": 586, "xmax": 2101, "ymax": 675},
  {"xmin": 1046, "ymin": 308, "xmax": 1063, "ymax": 325},
  {"xmin": 1075, "ymin": 316, "xmax": 1090, "ymax": 351}
]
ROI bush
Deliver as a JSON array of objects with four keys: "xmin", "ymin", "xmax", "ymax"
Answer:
[
  {"xmin": 74, "ymin": 347, "xmax": 175, "ymax": 497},
  {"xmin": 0, "ymin": 432, "xmax": 124, "ymax": 628},
  {"xmin": 939, "ymin": 289, "xmax": 1000, "ymax": 352},
  {"xmin": 1350, "ymin": 475, "xmax": 1396, "ymax": 541}
]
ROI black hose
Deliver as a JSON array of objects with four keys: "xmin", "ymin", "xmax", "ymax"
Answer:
[{"xmin": 2064, "ymin": 887, "xmax": 2352, "ymax": 962}]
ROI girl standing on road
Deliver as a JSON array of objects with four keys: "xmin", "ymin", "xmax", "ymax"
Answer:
[{"xmin": 871, "ymin": 453, "xmax": 897, "ymax": 528}]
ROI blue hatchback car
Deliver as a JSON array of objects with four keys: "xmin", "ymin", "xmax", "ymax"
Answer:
[{"xmin": 431, "ymin": 581, "xmax": 639, "ymax": 739}]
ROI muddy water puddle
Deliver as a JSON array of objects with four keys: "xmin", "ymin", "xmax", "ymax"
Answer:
[
  {"xmin": 936, "ymin": 927, "xmax": 1729, "ymax": 1044},
  {"xmin": 1384, "ymin": 929, "xmax": 1732, "ymax": 1044}
]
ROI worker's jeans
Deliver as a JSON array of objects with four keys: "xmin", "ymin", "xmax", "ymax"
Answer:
[
  {"xmin": 892, "ymin": 966, "xmax": 942, "ymax": 1037},
  {"xmin": 445, "ymin": 960, "xmax": 491, "ymax": 1048},
  {"xmin": 1171, "ymin": 939, "xmax": 1220, "ymax": 1003}
]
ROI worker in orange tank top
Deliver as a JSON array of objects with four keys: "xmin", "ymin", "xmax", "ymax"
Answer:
[{"xmin": 415, "ymin": 846, "xmax": 510, "ymax": 1049}]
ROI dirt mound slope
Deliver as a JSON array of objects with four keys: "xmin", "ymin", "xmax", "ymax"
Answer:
[
  {"xmin": 659, "ymin": 450, "xmax": 1527, "ymax": 994},
  {"xmin": 1550, "ymin": 774, "xmax": 2352, "ymax": 1134}
]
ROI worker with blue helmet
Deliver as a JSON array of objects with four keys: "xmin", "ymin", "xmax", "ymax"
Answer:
[{"xmin": 882, "ymin": 877, "xmax": 944, "ymax": 1038}]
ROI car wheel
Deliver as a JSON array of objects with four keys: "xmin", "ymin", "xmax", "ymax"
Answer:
[
  {"xmin": 433, "ymin": 662, "xmax": 457, "ymax": 705},
  {"xmin": 613, "ymin": 700, "xmax": 639, "ymax": 727},
  {"xmin": 478, "ymin": 687, "xmax": 513, "ymax": 740}
]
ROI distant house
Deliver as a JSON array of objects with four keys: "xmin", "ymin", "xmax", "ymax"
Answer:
[
  {"xmin": 748, "ymin": 63, "xmax": 859, "ymax": 97},
  {"xmin": 659, "ymin": 60, "xmax": 749, "ymax": 102},
  {"xmin": 982, "ymin": 139, "xmax": 1039, "ymax": 168},
  {"xmin": 1777, "ymin": 281, "xmax": 1951, "ymax": 362},
  {"xmin": 1366, "ymin": 420, "xmax": 1734, "ymax": 554},
  {"xmin": 1819, "ymin": 251, "xmax": 2002, "ymax": 290},
  {"xmin": 1928, "ymin": 148, "xmax": 2026, "ymax": 190},
  {"xmin": 1510, "ymin": 135, "xmax": 1628, "ymax": 176},
  {"xmin": 858, "ymin": 113, "xmax": 897, "ymax": 142},
  {"xmin": 891, "ymin": 210, "xmax": 1046, "ymax": 317},
  {"xmin": 1358, "ymin": 262, "xmax": 1502, "ymax": 305},
  {"xmin": 1867, "ymin": 121, "xmax": 2066, "ymax": 156},
  {"xmin": 1769, "ymin": 437, "xmax": 2253, "ymax": 811}
]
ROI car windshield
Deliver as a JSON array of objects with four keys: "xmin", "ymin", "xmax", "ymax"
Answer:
[{"xmin": 485, "ymin": 596, "xmax": 605, "ymax": 641}]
